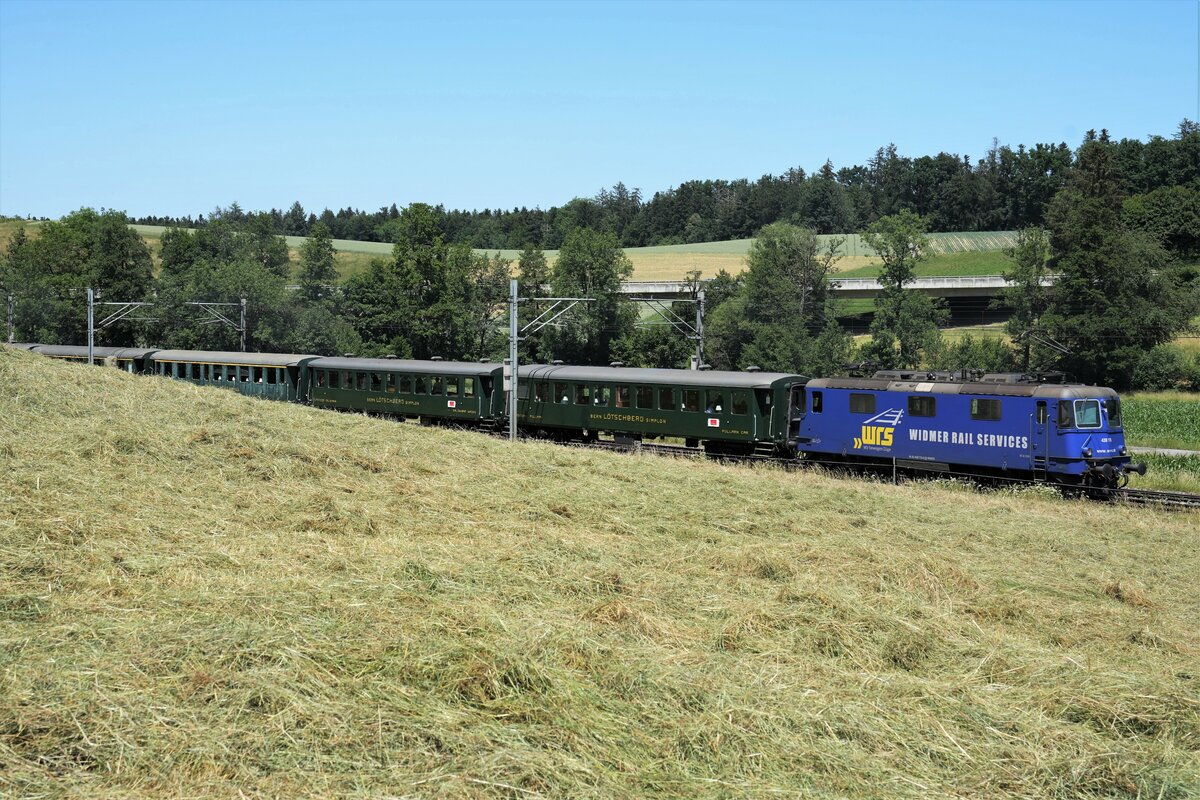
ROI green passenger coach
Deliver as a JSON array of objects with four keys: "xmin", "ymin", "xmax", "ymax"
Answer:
[
  {"xmin": 515, "ymin": 365, "xmax": 807, "ymax": 455},
  {"xmin": 306, "ymin": 357, "xmax": 503, "ymax": 425},
  {"xmin": 145, "ymin": 350, "xmax": 318, "ymax": 402}
]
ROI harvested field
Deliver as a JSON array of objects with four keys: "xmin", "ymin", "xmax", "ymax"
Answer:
[{"xmin": 1, "ymin": 349, "xmax": 1198, "ymax": 798}]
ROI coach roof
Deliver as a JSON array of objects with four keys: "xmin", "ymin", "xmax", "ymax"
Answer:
[
  {"xmin": 310, "ymin": 357, "xmax": 502, "ymax": 375},
  {"xmin": 149, "ymin": 350, "xmax": 318, "ymax": 366},
  {"xmin": 518, "ymin": 364, "xmax": 804, "ymax": 388}
]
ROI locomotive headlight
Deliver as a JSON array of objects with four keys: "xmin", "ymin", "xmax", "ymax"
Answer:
[
  {"xmin": 1081, "ymin": 447, "xmax": 1092, "ymax": 458},
  {"xmin": 1120, "ymin": 446, "xmax": 1129, "ymax": 456}
]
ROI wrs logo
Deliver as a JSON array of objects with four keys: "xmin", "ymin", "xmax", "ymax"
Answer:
[{"xmin": 853, "ymin": 408, "xmax": 903, "ymax": 450}]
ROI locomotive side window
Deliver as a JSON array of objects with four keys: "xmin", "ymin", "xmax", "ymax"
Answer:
[
  {"xmin": 1057, "ymin": 401, "xmax": 1074, "ymax": 428},
  {"xmin": 811, "ymin": 391, "xmax": 822, "ymax": 413},
  {"xmin": 682, "ymin": 389, "xmax": 700, "ymax": 412},
  {"xmin": 849, "ymin": 393, "xmax": 876, "ymax": 414},
  {"xmin": 1036, "ymin": 401, "xmax": 1047, "ymax": 424},
  {"xmin": 659, "ymin": 388, "xmax": 677, "ymax": 410},
  {"xmin": 1103, "ymin": 398, "xmax": 1122, "ymax": 427},
  {"xmin": 731, "ymin": 391, "xmax": 748, "ymax": 415},
  {"xmin": 1074, "ymin": 399, "xmax": 1102, "ymax": 428},
  {"xmin": 970, "ymin": 399, "xmax": 1001, "ymax": 421},
  {"xmin": 908, "ymin": 396, "xmax": 936, "ymax": 417},
  {"xmin": 637, "ymin": 386, "xmax": 654, "ymax": 408}
]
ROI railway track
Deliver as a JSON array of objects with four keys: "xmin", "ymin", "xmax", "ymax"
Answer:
[{"xmin": 566, "ymin": 436, "xmax": 1200, "ymax": 511}]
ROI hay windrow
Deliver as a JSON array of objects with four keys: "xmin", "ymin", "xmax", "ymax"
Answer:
[{"xmin": 1, "ymin": 348, "xmax": 1198, "ymax": 798}]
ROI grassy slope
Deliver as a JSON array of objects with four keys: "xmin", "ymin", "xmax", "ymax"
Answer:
[{"xmin": 1, "ymin": 349, "xmax": 1198, "ymax": 798}]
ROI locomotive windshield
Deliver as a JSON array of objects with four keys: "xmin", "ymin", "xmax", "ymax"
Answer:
[{"xmin": 1074, "ymin": 399, "xmax": 1102, "ymax": 428}]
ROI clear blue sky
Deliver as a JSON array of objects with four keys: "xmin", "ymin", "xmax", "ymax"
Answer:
[{"xmin": 1, "ymin": 0, "xmax": 1196, "ymax": 219}]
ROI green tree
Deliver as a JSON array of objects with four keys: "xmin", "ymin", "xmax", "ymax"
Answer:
[
  {"xmin": 861, "ymin": 210, "xmax": 945, "ymax": 368},
  {"xmin": 298, "ymin": 222, "xmax": 339, "ymax": 304},
  {"xmin": 543, "ymin": 228, "xmax": 635, "ymax": 364},
  {"xmin": 738, "ymin": 222, "xmax": 842, "ymax": 372},
  {"xmin": 998, "ymin": 227, "xmax": 1051, "ymax": 370},
  {"xmin": 1042, "ymin": 134, "xmax": 1200, "ymax": 387},
  {"xmin": 516, "ymin": 246, "xmax": 551, "ymax": 360},
  {"xmin": 7, "ymin": 209, "xmax": 154, "ymax": 346}
]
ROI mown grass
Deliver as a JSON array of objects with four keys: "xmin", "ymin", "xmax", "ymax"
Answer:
[
  {"xmin": 1124, "ymin": 392, "xmax": 1200, "ymax": 451},
  {"xmin": 1, "ymin": 348, "xmax": 1198, "ymax": 798}
]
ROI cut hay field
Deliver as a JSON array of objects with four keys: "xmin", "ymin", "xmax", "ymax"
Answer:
[
  {"xmin": 1, "ymin": 349, "xmax": 1198, "ymax": 798},
  {"xmin": 123, "ymin": 224, "xmax": 1017, "ymax": 282}
]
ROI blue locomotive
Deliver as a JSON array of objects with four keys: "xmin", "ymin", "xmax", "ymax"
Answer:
[{"xmin": 793, "ymin": 370, "xmax": 1145, "ymax": 488}]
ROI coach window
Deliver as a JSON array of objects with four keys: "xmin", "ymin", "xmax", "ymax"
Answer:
[
  {"xmin": 556, "ymin": 382, "xmax": 569, "ymax": 403},
  {"xmin": 731, "ymin": 390, "xmax": 749, "ymax": 415},
  {"xmin": 532, "ymin": 381, "xmax": 546, "ymax": 402},
  {"xmin": 594, "ymin": 386, "xmax": 610, "ymax": 406},
  {"xmin": 679, "ymin": 389, "xmax": 698, "ymax": 413},
  {"xmin": 313, "ymin": 368, "xmax": 324, "ymax": 388},
  {"xmin": 849, "ymin": 393, "xmax": 876, "ymax": 414},
  {"xmin": 354, "ymin": 372, "xmax": 366, "ymax": 391},
  {"xmin": 399, "ymin": 375, "xmax": 412, "ymax": 393},
  {"xmin": 431, "ymin": 376, "xmax": 444, "ymax": 395},
  {"xmin": 241, "ymin": 367, "xmax": 252, "ymax": 383},
  {"xmin": 464, "ymin": 377, "xmax": 476, "ymax": 398},
  {"xmin": 575, "ymin": 385, "xmax": 591, "ymax": 405},
  {"xmin": 908, "ymin": 395, "xmax": 936, "ymax": 417},
  {"xmin": 326, "ymin": 370, "xmax": 339, "ymax": 389},
  {"xmin": 386, "ymin": 374, "xmax": 396, "ymax": 393},
  {"xmin": 341, "ymin": 371, "xmax": 352, "ymax": 389},
  {"xmin": 368, "ymin": 373, "xmax": 381, "ymax": 392},
  {"xmin": 706, "ymin": 391, "xmax": 725, "ymax": 414},
  {"xmin": 1074, "ymin": 399, "xmax": 1102, "ymax": 428},
  {"xmin": 637, "ymin": 386, "xmax": 654, "ymax": 408},
  {"xmin": 415, "ymin": 376, "xmax": 427, "ymax": 394},
  {"xmin": 616, "ymin": 386, "xmax": 631, "ymax": 408},
  {"xmin": 970, "ymin": 398, "xmax": 1002, "ymax": 421},
  {"xmin": 659, "ymin": 388, "xmax": 677, "ymax": 410},
  {"xmin": 253, "ymin": 367, "xmax": 263, "ymax": 384},
  {"xmin": 265, "ymin": 368, "xmax": 277, "ymax": 385},
  {"xmin": 445, "ymin": 377, "xmax": 458, "ymax": 396}
]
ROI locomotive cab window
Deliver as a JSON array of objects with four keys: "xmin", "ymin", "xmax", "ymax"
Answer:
[
  {"xmin": 1074, "ymin": 399, "xmax": 1102, "ymax": 428},
  {"xmin": 849, "ymin": 393, "xmax": 876, "ymax": 414},
  {"xmin": 1057, "ymin": 401, "xmax": 1075, "ymax": 428},
  {"xmin": 1104, "ymin": 397, "xmax": 1121, "ymax": 427},
  {"xmin": 970, "ymin": 398, "xmax": 1001, "ymax": 421},
  {"xmin": 908, "ymin": 396, "xmax": 936, "ymax": 417},
  {"xmin": 811, "ymin": 391, "xmax": 822, "ymax": 413}
]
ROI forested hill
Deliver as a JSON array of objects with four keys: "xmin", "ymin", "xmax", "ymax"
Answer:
[{"xmin": 130, "ymin": 122, "xmax": 1199, "ymax": 250}]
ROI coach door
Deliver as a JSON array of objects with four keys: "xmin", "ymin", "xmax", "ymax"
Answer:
[
  {"xmin": 1030, "ymin": 401, "xmax": 1049, "ymax": 475},
  {"xmin": 788, "ymin": 384, "xmax": 806, "ymax": 439}
]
